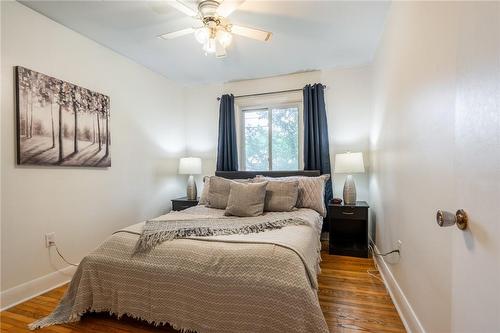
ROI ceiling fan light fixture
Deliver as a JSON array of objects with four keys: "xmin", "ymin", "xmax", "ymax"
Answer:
[
  {"xmin": 215, "ymin": 39, "xmax": 227, "ymax": 58},
  {"xmin": 195, "ymin": 27, "xmax": 210, "ymax": 44},
  {"xmin": 160, "ymin": 0, "xmax": 272, "ymax": 58},
  {"xmin": 203, "ymin": 38, "xmax": 217, "ymax": 54},
  {"xmin": 216, "ymin": 28, "xmax": 232, "ymax": 48}
]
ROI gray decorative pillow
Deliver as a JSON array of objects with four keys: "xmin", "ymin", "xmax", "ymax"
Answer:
[
  {"xmin": 206, "ymin": 176, "xmax": 251, "ymax": 209},
  {"xmin": 253, "ymin": 179, "xmax": 299, "ymax": 212},
  {"xmin": 255, "ymin": 175, "xmax": 330, "ymax": 217},
  {"xmin": 224, "ymin": 181, "xmax": 268, "ymax": 217}
]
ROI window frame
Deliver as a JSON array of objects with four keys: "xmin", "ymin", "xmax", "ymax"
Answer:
[{"xmin": 238, "ymin": 101, "xmax": 303, "ymax": 171}]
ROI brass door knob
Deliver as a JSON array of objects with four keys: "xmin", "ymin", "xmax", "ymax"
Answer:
[{"xmin": 436, "ymin": 209, "xmax": 468, "ymax": 230}]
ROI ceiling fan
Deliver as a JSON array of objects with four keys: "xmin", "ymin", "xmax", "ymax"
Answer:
[{"xmin": 158, "ymin": 0, "xmax": 273, "ymax": 58}]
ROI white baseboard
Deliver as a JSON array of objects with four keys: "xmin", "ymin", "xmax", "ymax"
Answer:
[
  {"xmin": 373, "ymin": 245, "xmax": 426, "ymax": 333},
  {"xmin": 1, "ymin": 265, "xmax": 77, "ymax": 311}
]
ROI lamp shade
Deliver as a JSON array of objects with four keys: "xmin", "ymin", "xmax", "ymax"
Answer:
[
  {"xmin": 334, "ymin": 152, "xmax": 365, "ymax": 173},
  {"xmin": 178, "ymin": 157, "xmax": 202, "ymax": 175}
]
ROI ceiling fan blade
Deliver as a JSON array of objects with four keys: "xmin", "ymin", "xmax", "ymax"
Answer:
[
  {"xmin": 231, "ymin": 25, "xmax": 272, "ymax": 42},
  {"xmin": 166, "ymin": 0, "xmax": 198, "ymax": 17},
  {"xmin": 216, "ymin": 0, "xmax": 245, "ymax": 17},
  {"xmin": 215, "ymin": 40, "xmax": 227, "ymax": 58},
  {"xmin": 158, "ymin": 28, "xmax": 195, "ymax": 40}
]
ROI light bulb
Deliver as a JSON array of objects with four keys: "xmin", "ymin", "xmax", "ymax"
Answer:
[
  {"xmin": 195, "ymin": 27, "xmax": 209, "ymax": 44},
  {"xmin": 203, "ymin": 38, "xmax": 216, "ymax": 54},
  {"xmin": 216, "ymin": 29, "xmax": 232, "ymax": 48}
]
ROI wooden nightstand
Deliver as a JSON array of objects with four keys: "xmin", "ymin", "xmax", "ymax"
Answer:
[
  {"xmin": 329, "ymin": 201, "xmax": 369, "ymax": 258},
  {"xmin": 171, "ymin": 197, "xmax": 199, "ymax": 211}
]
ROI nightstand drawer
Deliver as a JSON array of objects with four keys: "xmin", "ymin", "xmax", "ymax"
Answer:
[
  {"xmin": 331, "ymin": 206, "xmax": 367, "ymax": 220},
  {"xmin": 173, "ymin": 203, "xmax": 194, "ymax": 211}
]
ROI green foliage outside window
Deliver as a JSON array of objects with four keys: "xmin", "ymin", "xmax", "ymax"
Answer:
[
  {"xmin": 243, "ymin": 106, "xmax": 299, "ymax": 171},
  {"xmin": 272, "ymin": 108, "xmax": 298, "ymax": 170},
  {"xmin": 244, "ymin": 110, "xmax": 269, "ymax": 171}
]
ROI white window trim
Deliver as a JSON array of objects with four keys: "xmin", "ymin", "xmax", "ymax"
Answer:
[{"xmin": 235, "ymin": 93, "xmax": 303, "ymax": 171}]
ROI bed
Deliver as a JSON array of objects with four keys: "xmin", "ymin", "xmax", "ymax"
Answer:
[{"xmin": 31, "ymin": 171, "xmax": 329, "ymax": 333}]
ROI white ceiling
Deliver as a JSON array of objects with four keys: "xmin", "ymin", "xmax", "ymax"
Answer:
[{"xmin": 20, "ymin": 0, "xmax": 390, "ymax": 84}]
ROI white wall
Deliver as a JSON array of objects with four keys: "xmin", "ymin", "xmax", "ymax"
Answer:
[
  {"xmin": 370, "ymin": 1, "xmax": 500, "ymax": 332},
  {"xmin": 184, "ymin": 68, "xmax": 373, "ymax": 201},
  {"xmin": 1, "ymin": 1, "xmax": 186, "ymax": 301},
  {"xmin": 183, "ymin": 83, "xmax": 223, "ymax": 178},
  {"xmin": 321, "ymin": 67, "xmax": 372, "ymax": 201}
]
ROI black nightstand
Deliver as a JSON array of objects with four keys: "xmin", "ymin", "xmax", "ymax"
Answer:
[
  {"xmin": 329, "ymin": 201, "xmax": 369, "ymax": 258},
  {"xmin": 171, "ymin": 197, "xmax": 199, "ymax": 211}
]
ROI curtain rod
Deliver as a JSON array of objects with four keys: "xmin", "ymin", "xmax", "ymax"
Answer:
[{"xmin": 216, "ymin": 85, "xmax": 327, "ymax": 101}]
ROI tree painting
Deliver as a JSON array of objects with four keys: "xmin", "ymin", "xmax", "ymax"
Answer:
[{"xmin": 15, "ymin": 66, "xmax": 111, "ymax": 167}]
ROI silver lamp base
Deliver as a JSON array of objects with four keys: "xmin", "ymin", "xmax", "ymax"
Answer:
[
  {"xmin": 186, "ymin": 175, "xmax": 197, "ymax": 200},
  {"xmin": 343, "ymin": 174, "xmax": 357, "ymax": 205}
]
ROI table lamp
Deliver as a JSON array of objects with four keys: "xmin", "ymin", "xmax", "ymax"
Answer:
[
  {"xmin": 179, "ymin": 157, "xmax": 202, "ymax": 200},
  {"xmin": 334, "ymin": 152, "xmax": 365, "ymax": 205}
]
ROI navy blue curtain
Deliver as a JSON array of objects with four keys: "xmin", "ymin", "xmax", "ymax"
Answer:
[
  {"xmin": 303, "ymin": 84, "xmax": 333, "ymax": 204},
  {"xmin": 216, "ymin": 94, "xmax": 238, "ymax": 171}
]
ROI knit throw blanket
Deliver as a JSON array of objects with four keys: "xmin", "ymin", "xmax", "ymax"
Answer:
[{"xmin": 135, "ymin": 216, "xmax": 306, "ymax": 253}]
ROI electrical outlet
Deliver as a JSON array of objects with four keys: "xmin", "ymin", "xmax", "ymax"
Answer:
[
  {"xmin": 45, "ymin": 232, "xmax": 56, "ymax": 248},
  {"xmin": 396, "ymin": 240, "xmax": 402, "ymax": 254}
]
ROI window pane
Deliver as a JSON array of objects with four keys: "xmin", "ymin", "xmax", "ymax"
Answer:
[
  {"xmin": 244, "ymin": 110, "xmax": 269, "ymax": 171},
  {"xmin": 272, "ymin": 107, "xmax": 299, "ymax": 170}
]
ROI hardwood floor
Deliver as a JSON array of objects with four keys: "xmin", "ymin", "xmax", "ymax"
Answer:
[
  {"xmin": 1, "ymin": 248, "xmax": 405, "ymax": 333},
  {"xmin": 318, "ymin": 251, "xmax": 405, "ymax": 332}
]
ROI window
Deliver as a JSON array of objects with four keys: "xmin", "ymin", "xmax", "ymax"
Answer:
[{"xmin": 240, "ymin": 105, "xmax": 301, "ymax": 171}]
